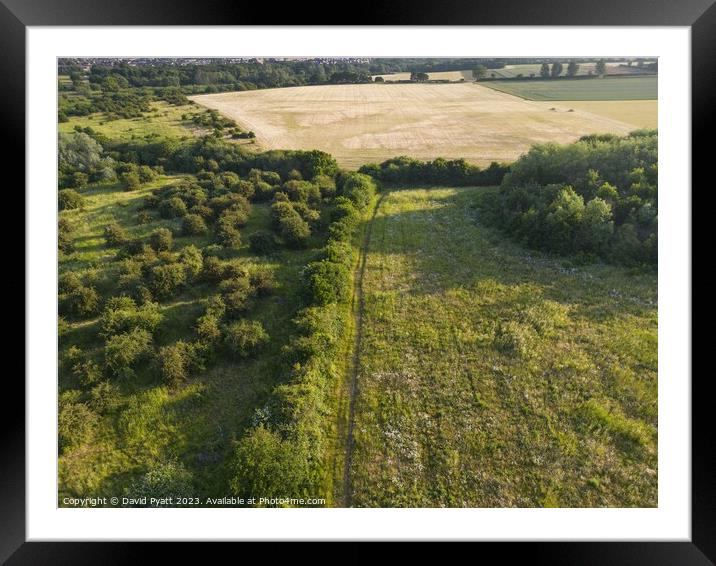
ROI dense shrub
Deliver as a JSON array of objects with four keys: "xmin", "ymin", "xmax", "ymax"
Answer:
[
  {"xmin": 125, "ymin": 462, "xmax": 193, "ymax": 504},
  {"xmin": 359, "ymin": 156, "xmax": 509, "ymax": 187},
  {"xmin": 159, "ymin": 196, "xmax": 188, "ymax": 218},
  {"xmin": 121, "ymin": 170, "xmax": 142, "ymax": 191},
  {"xmin": 156, "ymin": 341, "xmax": 190, "ymax": 386},
  {"xmin": 58, "ymin": 218, "xmax": 75, "ymax": 254},
  {"xmin": 104, "ymin": 221, "xmax": 129, "ymax": 247},
  {"xmin": 149, "ymin": 228, "xmax": 173, "ymax": 251},
  {"xmin": 224, "ymin": 319, "xmax": 269, "ymax": 358},
  {"xmin": 72, "ymin": 359, "xmax": 103, "ymax": 386},
  {"xmin": 230, "ymin": 426, "xmax": 307, "ymax": 502},
  {"xmin": 178, "ymin": 245, "xmax": 204, "ymax": 278},
  {"xmin": 280, "ymin": 214, "xmax": 311, "ymax": 247},
  {"xmin": 58, "ymin": 396, "xmax": 98, "ymax": 453},
  {"xmin": 338, "ymin": 173, "xmax": 376, "ymax": 211},
  {"xmin": 104, "ymin": 327, "xmax": 152, "ymax": 376},
  {"xmin": 58, "ymin": 132, "xmax": 104, "ymax": 174},
  {"xmin": 271, "ymin": 201, "xmax": 310, "ymax": 247},
  {"xmin": 219, "ymin": 276, "xmax": 254, "ymax": 315},
  {"xmin": 313, "ymin": 174, "xmax": 337, "ymax": 198},
  {"xmin": 282, "ymin": 180, "xmax": 320, "ymax": 204},
  {"xmin": 58, "ymin": 189, "xmax": 85, "ymax": 211},
  {"xmin": 202, "ymin": 255, "xmax": 225, "ymax": 283},
  {"xmin": 148, "ymin": 262, "xmax": 187, "ymax": 298},
  {"xmin": 248, "ymin": 266, "xmax": 277, "ymax": 296},
  {"xmin": 306, "ymin": 260, "xmax": 351, "ymax": 305},
  {"xmin": 195, "ymin": 313, "xmax": 222, "ymax": 344},
  {"xmin": 216, "ymin": 209, "xmax": 247, "ymax": 248},
  {"xmin": 182, "ymin": 213, "xmax": 208, "ymax": 236},
  {"xmin": 99, "ymin": 296, "xmax": 163, "ymax": 338},
  {"xmin": 485, "ymin": 131, "xmax": 658, "ymax": 265},
  {"xmin": 88, "ymin": 381, "xmax": 122, "ymax": 413},
  {"xmin": 66, "ymin": 286, "xmax": 100, "ymax": 318}
]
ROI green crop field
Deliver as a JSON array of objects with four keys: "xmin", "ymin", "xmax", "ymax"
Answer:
[
  {"xmin": 489, "ymin": 62, "xmax": 653, "ymax": 79},
  {"xmin": 480, "ymin": 76, "xmax": 657, "ymax": 101},
  {"xmin": 347, "ymin": 187, "xmax": 657, "ymax": 507}
]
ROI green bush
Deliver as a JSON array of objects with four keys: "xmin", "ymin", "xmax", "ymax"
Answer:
[
  {"xmin": 280, "ymin": 214, "xmax": 311, "ymax": 247},
  {"xmin": 224, "ymin": 319, "xmax": 269, "ymax": 358},
  {"xmin": 59, "ymin": 271, "xmax": 83, "ymax": 295},
  {"xmin": 104, "ymin": 327, "xmax": 152, "ymax": 376},
  {"xmin": 148, "ymin": 262, "xmax": 187, "ymax": 298},
  {"xmin": 338, "ymin": 172, "xmax": 376, "ymax": 211},
  {"xmin": 149, "ymin": 227, "xmax": 173, "ymax": 251},
  {"xmin": 66, "ymin": 286, "xmax": 100, "ymax": 318},
  {"xmin": 202, "ymin": 255, "xmax": 225, "ymax": 283},
  {"xmin": 182, "ymin": 213, "xmax": 208, "ymax": 236},
  {"xmin": 58, "ymin": 398, "xmax": 98, "ymax": 454},
  {"xmin": 121, "ymin": 170, "xmax": 142, "ymax": 191},
  {"xmin": 178, "ymin": 245, "xmax": 204, "ymax": 278},
  {"xmin": 156, "ymin": 341, "xmax": 189, "ymax": 386},
  {"xmin": 159, "ymin": 196, "xmax": 188, "ymax": 218},
  {"xmin": 306, "ymin": 260, "xmax": 351, "ymax": 305},
  {"xmin": 58, "ymin": 218, "xmax": 75, "ymax": 254},
  {"xmin": 104, "ymin": 221, "xmax": 129, "ymax": 247},
  {"xmin": 88, "ymin": 381, "xmax": 122, "ymax": 413},
  {"xmin": 125, "ymin": 461, "xmax": 193, "ymax": 505},
  {"xmin": 219, "ymin": 277, "xmax": 254, "ymax": 315},
  {"xmin": 195, "ymin": 313, "xmax": 222, "ymax": 344},
  {"xmin": 58, "ymin": 189, "xmax": 85, "ymax": 211},
  {"xmin": 99, "ymin": 296, "xmax": 163, "ymax": 338},
  {"xmin": 248, "ymin": 266, "xmax": 277, "ymax": 296},
  {"xmin": 230, "ymin": 426, "xmax": 306, "ymax": 503},
  {"xmin": 72, "ymin": 359, "xmax": 103, "ymax": 386},
  {"xmin": 216, "ymin": 209, "xmax": 247, "ymax": 248}
]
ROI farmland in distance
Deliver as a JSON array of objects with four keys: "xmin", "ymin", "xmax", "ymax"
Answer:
[{"xmin": 190, "ymin": 83, "xmax": 647, "ymax": 169}]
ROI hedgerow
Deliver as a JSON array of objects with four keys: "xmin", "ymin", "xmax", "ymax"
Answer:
[{"xmin": 229, "ymin": 174, "xmax": 376, "ymax": 505}]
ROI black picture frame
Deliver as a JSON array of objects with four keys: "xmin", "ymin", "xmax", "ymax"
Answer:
[{"xmin": 7, "ymin": 0, "xmax": 710, "ymax": 562}]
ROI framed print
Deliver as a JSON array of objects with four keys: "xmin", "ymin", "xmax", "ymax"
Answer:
[{"xmin": 8, "ymin": 0, "xmax": 711, "ymax": 562}]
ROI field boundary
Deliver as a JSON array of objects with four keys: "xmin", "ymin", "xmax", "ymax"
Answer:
[{"xmin": 340, "ymin": 191, "xmax": 385, "ymax": 507}]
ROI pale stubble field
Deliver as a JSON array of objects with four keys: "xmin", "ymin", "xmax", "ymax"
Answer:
[{"xmin": 190, "ymin": 83, "xmax": 650, "ymax": 168}]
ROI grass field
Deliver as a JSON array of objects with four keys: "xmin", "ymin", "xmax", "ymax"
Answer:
[
  {"xmin": 347, "ymin": 187, "xmax": 657, "ymax": 507},
  {"xmin": 58, "ymin": 101, "xmax": 206, "ymax": 141},
  {"xmin": 481, "ymin": 76, "xmax": 657, "ymax": 101},
  {"xmin": 190, "ymin": 83, "xmax": 642, "ymax": 169}
]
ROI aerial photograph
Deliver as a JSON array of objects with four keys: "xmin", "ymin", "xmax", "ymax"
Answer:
[{"xmin": 57, "ymin": 57, "xmax": 658, "ymax": 508}]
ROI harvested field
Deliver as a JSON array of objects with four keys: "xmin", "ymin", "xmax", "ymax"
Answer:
[
  {"xmin": 371, "ymin": 70, "xmax": 473, "ymax": 81},
  {"xmin": 191, "ymin": 83, "xmax": 641, "ymax": 169}
]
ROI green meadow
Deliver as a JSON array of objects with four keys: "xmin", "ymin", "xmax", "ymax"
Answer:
[{"xmin": 348, "ymin": 187, "xmax": 657, "ymax": 507}]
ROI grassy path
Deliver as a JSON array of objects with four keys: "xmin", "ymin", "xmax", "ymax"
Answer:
[{"xmin": 340, "ymin": 192, "xmax": 386, "ymax": 507}]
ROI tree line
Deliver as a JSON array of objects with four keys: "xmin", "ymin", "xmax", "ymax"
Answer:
[{"xmin": 482, "ymin": 130, "xmax": 658, "ymax": 266}]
